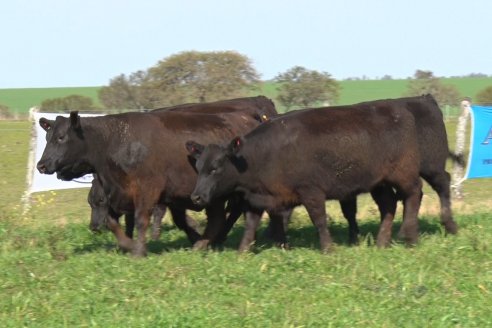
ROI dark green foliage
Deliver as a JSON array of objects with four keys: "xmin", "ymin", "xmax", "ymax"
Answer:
[
  {"xmin": 475, "ymin": 86, "xmax": 492, "ymax": 105},
  {"xmin": 0, "ymin": 104, "xmax": 13, "ymax": 119},
  {"xmin": 40, "ymin": 94, "xmax": 96, "ymax": 112},
  {"xmin": 98, "ymin": 71, "xmax": 148, "ymax": 110},
  {"xmin": 98, "ymin": 51, "xmax": 260, "ymax": 110},
  {"xmin": 274, "ymin": 66, "xmax": 340, "ymax": 111},
  {"xmin": 405, "ymin": 70, "xmax": 461, "ymax": 107}
]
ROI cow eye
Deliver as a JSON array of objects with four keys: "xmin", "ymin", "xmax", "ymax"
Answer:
[
  {"xmin": 57, "ymin": 135, "xmax": 66, "ymax": 142},
  {"xmin": 210, "ymin": 169, "xmax": 217, "ymax": 175}
]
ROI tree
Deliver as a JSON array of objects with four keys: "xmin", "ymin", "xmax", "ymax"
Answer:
[
  {"xmin": 274, "ymin": 66, "xmax": 340, "ymax": 111},
  {"xmin": 476, "ymin": 86, "xmax": 492, "ymax": 105},
  {"xmin": 405, "ymin": 70, "xmax": 461, "ymax": 107},
  {"xmin": 143, "ymin": 50, "xmax": 260, "ymax": 108},
  {"xmin": 40, "ymin": 95, "xmax": 96, "ymax": 112},
  {"xmin": 98, "ymin": 71, "xmax": 149, "ymax": 110}
]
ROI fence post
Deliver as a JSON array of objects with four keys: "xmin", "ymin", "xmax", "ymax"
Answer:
[
  {"xmin": 21, "ymin": 106, "xmax": 39, "ymax": 215},
  {"xmin": 451, "ymin": 98, "xmax": 471, "ymax": 199}
]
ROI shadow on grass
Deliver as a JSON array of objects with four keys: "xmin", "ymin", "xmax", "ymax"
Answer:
[{"xmin": 73, "ymin": 216, "xmax": 445, "ymax": 255}]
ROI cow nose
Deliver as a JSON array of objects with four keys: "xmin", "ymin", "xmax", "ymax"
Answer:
[
  {"xmin": 191, "ymin": 194, "xmax": 203, "ymax": 205},
  {"xmin": 37, "ymin": 162, "xmax": 47, "ymax": 174},
  {"xmin": 89, "ymin": 223, "xmax": 102, "ymax": 233}
]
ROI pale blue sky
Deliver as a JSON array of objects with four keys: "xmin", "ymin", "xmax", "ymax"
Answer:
[{"xmin": 1, "ymin": 0, "xmax": 490, "ymax": 88}]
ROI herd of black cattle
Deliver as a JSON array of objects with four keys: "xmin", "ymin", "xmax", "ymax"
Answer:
[{"xmin": 36, "ymin": 95, "xmax": 460, "ymax": 256}]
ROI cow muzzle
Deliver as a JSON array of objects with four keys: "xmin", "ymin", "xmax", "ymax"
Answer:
[
  {"xmin": 36, "ymin": 162, "xmax": 48, "ymax": 174},
  {"xmin": 191, "ymin": 193, "xmax": 205, "ymax": 206}
]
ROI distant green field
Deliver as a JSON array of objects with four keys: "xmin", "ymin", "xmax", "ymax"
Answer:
[
  {"xmin": 1, "ymin": 77, "xmax": 492, "ymax": 115},
  {"xmin": 0, "ymin": 86, "xmax": 102, "ymax": 115}
]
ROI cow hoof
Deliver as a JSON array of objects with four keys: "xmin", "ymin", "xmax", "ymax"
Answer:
[
  {"xmin": 275, "ymin": 242, "xmax": 290, "ymax": 250},
  {"xmin": 192, "ymin": 239, "xmax": 210, "ymax": 251},
  {"xmin": 131, "ymin": 244, "xmax": 147, "ymax": 257},
  {"xmin": 444, "ymin": 221, "xmax": 458, "ymax": 235},
  {"xmin": 376, "ymin": 240, "xmax": 391, "ymax": 248}
]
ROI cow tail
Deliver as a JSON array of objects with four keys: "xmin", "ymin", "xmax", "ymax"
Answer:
[{"xmin": 448, "ymin": 151, "xmax": 465, "ymax": 166}]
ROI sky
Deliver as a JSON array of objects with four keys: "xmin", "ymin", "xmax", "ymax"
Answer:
[{"xmin": 1, "ymin": 0, "xmax": 491, "ymax": 88}]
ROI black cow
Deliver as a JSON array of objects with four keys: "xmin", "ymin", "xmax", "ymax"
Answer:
[
  {"xmin": 88, "ymin": 175, "xmax": 198, "ymax": 241},
  {"xmin": 36, "ymin": 106, "xmax": 278, "ymax": 256},
  {"xmin": 86, "ymin": 96, "xmax": 278, "ymax": 243},
  {"xmin": 336, "ymin": 94, "xmax": 458, "ymax": 243},
  {"xmin": 187, "ymin": 103, "xmax": 423, "ymax": 252},
  {"xmin": 263, "ymin": 94, "xmax": 459, "ymax": 245}
]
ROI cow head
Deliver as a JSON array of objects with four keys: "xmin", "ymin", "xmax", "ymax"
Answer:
[
  {"xmin": 186, "ymin": 137, "xmax": 244, "ymax": 206},
  {"xmin": 37, "ymin": 111, "xmax": 92, "ymax": 180},
  {"xmin": 87, "ymin": 178, "xmax": 110, "ymax": 233}
]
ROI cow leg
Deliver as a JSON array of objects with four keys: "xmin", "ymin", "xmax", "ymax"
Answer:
[
  {"xmin": 423, "ymin": 171, "xmax": 458, "ymax": 234},
  {"xmin": 371, "ymin": 185, "xmax": 398, "ymax": 248},
  {"xmin": 150, "ymin": 205, "xmax": 166, "ymax": 241},
  {"xmin": 133, "ymin": 207, "xmax": 152, "ymax": 257},
  {"xmin": 264, "ymin": 208, "xmax": 292, "ymax": 241},
  {"xmin": 339, "ymin": 197, "xmax": 359, "ymax": 245},
  {"xmin": 301, "ymin": 190, "xmax": 333, "ymax": 252},
  {"xmin": 169, "ymin": 206, "xmax": 201, "ymax": 244},
  {"xmin": 214, "ymin": 196, "xmax": 246, "ymax": 245},
  {"xmin": 238, "ymin": 208, "xmax": 264, "ymax": 252},
  {"xmin": 396, "ymin": 179, "xmax": 423, "ymax": 246},
  {"xmin": 193, "ymin": 202, "xmax": 226, "ymax": 250},
  {"xmin": 106, "ymin": 217, "xmax": 136, "ymax": 252},
  {"xmin": 124, "ymin": 213, "xmax": 135, "ymax": 239},
  {"xmin": 266, "ymin": 209, "xmax": 290, "ymax": 249}
]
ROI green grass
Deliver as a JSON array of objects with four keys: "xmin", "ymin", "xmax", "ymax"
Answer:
[
  {"xmin": 1, "ymin": 119, "xmax": 492, "ymax": 327},
  {"xmin": 0, "ymin": 87, "xmax": 102, "ymax": 115},
  {"xmin": 3, "ymin": 77, "xmax": 492, "ymax": 115}
]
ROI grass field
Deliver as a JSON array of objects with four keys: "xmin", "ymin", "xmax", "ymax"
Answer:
[
  {"xmin": 1, "ymin": 76, "xmax": 492, "ymax": 115},
  {"xmin": 0, "ymin": 87, "xmax": 102, "ymax": 115},
  {"xmin": 1, "ymin": 116, "xmax": 492, "ymax": 326}
]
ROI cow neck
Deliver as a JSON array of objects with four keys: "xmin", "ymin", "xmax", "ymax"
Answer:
[
  {"xmin": 232, "ymin": 142, "xmax": 263, "ymax": 193},
  {"xmin": 80, "ymin": 116, "xmax": 120, "ymax": 175}
]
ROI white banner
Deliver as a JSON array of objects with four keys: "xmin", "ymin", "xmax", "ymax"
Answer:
[{"xmin": 26, "ymin": 110, "xmax": 102, "ymax": 194}]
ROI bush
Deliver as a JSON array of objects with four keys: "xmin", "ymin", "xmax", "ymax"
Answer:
[
  {"xmin": 0, "ymin": 104, "xmax": 13, "ymax": 119},
  {"xmin": 40, "ymin": 95, "xmax": 96, "ymax": 112}
]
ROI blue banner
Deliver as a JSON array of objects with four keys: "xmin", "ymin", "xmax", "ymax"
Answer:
[{"xmin": 465, "ymin": 105, "xmax": 492, "ymax": 179}]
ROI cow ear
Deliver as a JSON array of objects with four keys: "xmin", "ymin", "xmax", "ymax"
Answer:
[
  {"xmin": 70, "ymin": 111, "xmax": 81, "ymax": 130},
  {"xmin": 228, "ymin": 136, "xmax": 243, "ymax": 156},
  {"xmin": 39, "ymin": 118, "xmax": 54, "ymax": 132},
  {"xmin": 186, "ymin": 141, "xmax": 204, "ymax": 159}
]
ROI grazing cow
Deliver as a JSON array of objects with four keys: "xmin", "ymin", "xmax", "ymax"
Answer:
[
  {"xmin": 187, "ymin": 103, "xmax": 423, "ymax": 252},
  {"xmin": 86, "ymin": 96, "xmax": 278, "ymax": 243},
  {"xmin": 36, "ymin": 105, "xmax": 278, "ymax": 256}
]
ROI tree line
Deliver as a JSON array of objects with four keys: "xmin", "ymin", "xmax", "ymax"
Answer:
[{"xmin": 2, "ymin": 50, "xmax": 492, "ymax": 116}]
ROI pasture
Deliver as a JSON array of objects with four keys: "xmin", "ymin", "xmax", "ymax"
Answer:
[
  {"xmin": 1, "ymin": 117, "xmax": 491, "ymax": 327},
  {"xmin": 2, "ymin": 76, "xmax": 492, "ymax": 115}
]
